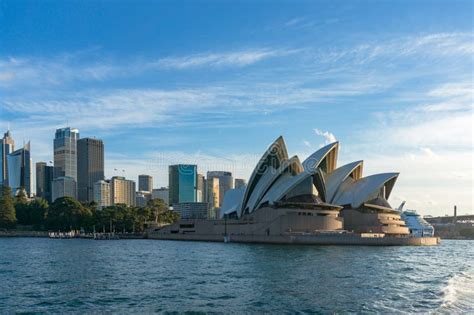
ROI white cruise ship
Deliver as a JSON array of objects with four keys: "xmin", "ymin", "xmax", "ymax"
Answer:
[{"xmin": 400, "ymin": 210, "xmax": 435, "ymax": 237}]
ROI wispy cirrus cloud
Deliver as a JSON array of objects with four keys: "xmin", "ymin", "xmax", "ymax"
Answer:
[
  {"xmin": 313, "ymin": 32, "xmax": 474, "ymax": 66},
  {"xmin": 2, "ymin": 77, "xmax": 383, "ymax": 131},
  {"xmin": 0, "ymin": 48, "xmax": 297, "ymax": 89},
  {"xmin": 150, "ymin": 48, "xmax": 298, "ymax": 70},
  {"xmin": 1, "ymin": 32, "xmax": 471, "ymax": 91}
]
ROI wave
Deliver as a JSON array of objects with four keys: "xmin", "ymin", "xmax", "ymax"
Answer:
[{"xmin": 438, "ymin": 271, "xmax": 474, "ymax": 313}]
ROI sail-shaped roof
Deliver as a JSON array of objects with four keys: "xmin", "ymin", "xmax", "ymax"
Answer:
[
  {"xmin": 221, "ymin": 135, "xmax": 402, "ymax": 218},
  {"xmin": 239, "ymin": 136, "xmax": 288, "ymax": 217},
  {"xmin": 302, "ymin": 142, "xmax": 339, "ymax": 174},
  {"xmin": 332, "ymin": 173, "xmax": 399, "ymax": 208},
  {"xmin": 220, "ymin": 187, "xmax": 246, "ymax": 218},
  {"xmin": 325, "ymin": 161, "xmax": 363, "ymax": 203}
]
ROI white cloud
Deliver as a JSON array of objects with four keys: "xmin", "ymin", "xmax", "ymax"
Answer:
[
  {"xmin": 152, "ymin": 48, "xmax": 297, "ymax": 69},
  {"xmin": 314, "ymin": 128, "xmax": 337, "ymax": 145}
]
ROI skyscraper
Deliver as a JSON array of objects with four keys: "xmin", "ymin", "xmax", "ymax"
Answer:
[
  {"xmin": 207, "ymin": 171, "xmax": 234, "ymax": 207},
  {"xmin": 0, "ymin": 130, "xmax": 15, "ymax": 185},
  {"xmin": 207, "ymin": 177, "xmax": 219, "ymax": 219},
  {"xmin": 168, "ymin": 164, "xmax": 197, "ymax": 205},
  {"xmin": 7, "ymin": 142, "xmax": 32, "ymax": 196},
  {"xmin": 54, "ymin": 127, "xmax": 79, "ymax": 180},
  {"xmin": 196, "ymin": 173, "xmax": 205, "ymax": 202},
  {"xmin": 36, "ymin": 162, "xmax": 54, "ymax": 203},
  {"xmin": 138, "ymin": 174, "xmax": 153, "ymax": 193},
  {"xmin": 77, "ymin": 138, "xmax": 104, "ymax": 202},
  {"xmin": 110, "ymin": 176, "xmax": 136, "ymax": 206}
]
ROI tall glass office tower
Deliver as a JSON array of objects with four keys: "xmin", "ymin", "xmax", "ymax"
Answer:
[
  {"xmin": 0, "ymin": 130, "xmax": 15, "ymax": 185},
  {"xmin": 7, "ymin": 142, "xmax": 32, "ymax": 196},
  {"xmin": 53, "ymin": 127, "xmax": 79, "ymax": 181},
  {"xmin": 77, "ymin": 138, "xmax": 104, "ymax": 202},
  {"xmin": 36, "ymin": 162, "xmax": 54, "ymax": 203},
  {"xmin": 169, "ymin": 164, "xmax": 197, "ymax": 205}
]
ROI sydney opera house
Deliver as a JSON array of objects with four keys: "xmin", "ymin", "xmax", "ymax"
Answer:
[{"xmin": 151, "ymin": 136, "xmax": 439, "ymax": 245}]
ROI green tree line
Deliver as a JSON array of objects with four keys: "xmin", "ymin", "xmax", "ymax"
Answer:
[{"xmin": 0, "ymin": 185, "xmax": 179, "ymax": 232}]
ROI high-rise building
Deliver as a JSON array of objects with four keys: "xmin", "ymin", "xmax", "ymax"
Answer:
[
  {"xmin": 93, "ymin": 180, "xmax": 111, "ymax": 209},
  {"xmin": 0, "ymin": 130, "xmax": 15, "ymax": 186},
  {"xmin": 7, "ymin": 142, "xmax": 32, "ymax": 196},
  {"xmin": 52, "ymin": 176, "xmax": 77, "ymax": 201},
  {"xmin": 206, "ymin": 177, "xmax": 219, "ymax": 219},
  {"xmin": 54, "ymin": 127, "xmax": 79, "ymax": 181},
  {"xmin": 168, "ymin": 164, "xmax": 197, "ymax": 205},
  {"xmin": 196, "ymin": 173, "xmax": 205, "ymax": 202},
  {"xmin": 152, "ymin": 187, "xmax": 169, "ymax": 204},
  {"xmin": 138, "ymin": 175, "xmax": 153, "ymax": 193},
  {"xmin": 207, "ymin": 171, "xmax": 234, "ymax": 207},
  {"xmin": 235, "ymin": 178, "xmax": 247, "ymax": 189},
  {"xmin": 36, "ymin": 162, "xmax": 54, "ymax": 203},
  {"xmin": 77, "ymin": 138, "xmax": 104, "ymax": 202},
  {"xmin": 111, "ymin": 176, "xmax": 136, "ymax": 206}
]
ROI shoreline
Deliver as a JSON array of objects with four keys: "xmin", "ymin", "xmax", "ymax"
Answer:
[{"xmin": 0, "ymin": 231, "xmax": 472, "ymax": 241}]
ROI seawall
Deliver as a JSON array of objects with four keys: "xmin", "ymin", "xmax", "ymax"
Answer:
[{"xmin": 148, "ymin": 232, "xmax": 440, "ymax": 246}]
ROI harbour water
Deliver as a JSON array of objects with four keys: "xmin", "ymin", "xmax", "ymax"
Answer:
[{"xmin": 0, "ymin": 238, "xmax": 473, "ymax": 313}]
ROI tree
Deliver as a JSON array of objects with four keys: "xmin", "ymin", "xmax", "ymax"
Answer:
[
  {"xmin": 47, "ymin": 197, "xmax": 92, "ymax": 231},
  {"xmin": 135, "ymin": 206, "xmax": 151, "ymax": 231},
  {"xmin": 14, "ymin": 188, "xmax": 30, "ymax": 225},
  {"xmin": 29, "ymin": 198, "xmax": 49, "ymax": 228},
  {"xmin": 0, "ymin": 185, "xmax": 17, "ymax": 228},
  {"xmin": 159, "ymin": 209, "xmax": 180, "ymax": 224},
  {"xmin": 147, "ymin": 198, "xmax": 168, "ymax": 223},
  {"xmin": 15, "ymin": 188, "xmax": 28, "ymax": 204}
]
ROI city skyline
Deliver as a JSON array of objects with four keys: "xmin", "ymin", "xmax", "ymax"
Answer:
[{"xmin": 1, "ymin": 1, "xmax": 472, "ymax": 215}]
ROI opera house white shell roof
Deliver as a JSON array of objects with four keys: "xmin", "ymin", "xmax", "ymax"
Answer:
[{"xmin": 221, "ymin": 136, "xmax": 400, "ymax": 218}]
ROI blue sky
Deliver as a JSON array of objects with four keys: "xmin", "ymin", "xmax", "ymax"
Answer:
[{"xmin": 1, "ymin": 0, "xmax": 473, "ymax": 215}]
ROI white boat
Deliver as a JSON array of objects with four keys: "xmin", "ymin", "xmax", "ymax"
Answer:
[{"xmin": 401, "ymin": 210, "xmax": 435, "ymax": 237}]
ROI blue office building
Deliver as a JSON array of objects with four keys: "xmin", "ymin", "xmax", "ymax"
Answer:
[{"xmin": 168, "ymin": 164, "xmax": 197, "ymax": 205}]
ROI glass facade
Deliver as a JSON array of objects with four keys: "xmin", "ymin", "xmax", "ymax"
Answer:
[
  {"xmin": 54, "ymin": 127, "xmax": 79, "ymax": 181},
  {"xmin": 36, "ymin": 162, "xmax": 54, "ymax": 203},
  {"xmin": 0, "ymin": 130, "xmax": 15, "ymax": 185},
  {"xmin": 169, "ymin": 164, "xmax": 197, "ymax": 205},
  {"xmin": 6, "ymin": 142, "xmax": 32, "ymax": 196}
]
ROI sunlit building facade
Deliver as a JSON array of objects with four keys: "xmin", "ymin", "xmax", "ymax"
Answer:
[
  {"xmin": 207, "ymin": 171, "xmax": 233, "ymax": 207},
  {"xmin": 93, "ymin": 180, "xmax": 111, "ymax": 209},
  {"xmin": 206, "ymin": 177, "xmax": 219, "ymax": 219},
  {"xmin": 111, "ymin": 176, "xmax": 136, "ymax": 206}
]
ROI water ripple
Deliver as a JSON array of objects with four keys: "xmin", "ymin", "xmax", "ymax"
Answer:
[{"xmin": 0, "ymin": 239, "xmax": 472, "ymax": 313}]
